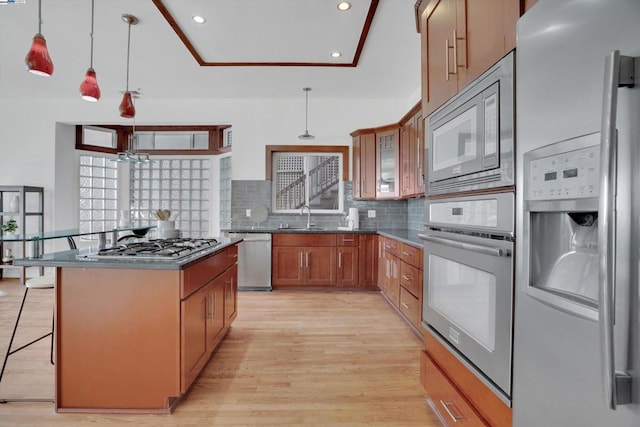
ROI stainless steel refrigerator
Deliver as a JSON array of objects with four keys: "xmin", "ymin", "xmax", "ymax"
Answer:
[{"xmin": 514, "ymin": 0, "xmax": 640, "ymax": 425}]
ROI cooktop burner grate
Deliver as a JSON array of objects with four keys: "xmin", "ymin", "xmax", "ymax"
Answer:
[{"xmin": 96, "ymin": 238, "xmax": 219, "ymax": 259}]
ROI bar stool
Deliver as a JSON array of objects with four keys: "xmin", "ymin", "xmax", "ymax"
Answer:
[{"xmin": 0, "ymin": 274, "xmax": 55, "ymax": 403}]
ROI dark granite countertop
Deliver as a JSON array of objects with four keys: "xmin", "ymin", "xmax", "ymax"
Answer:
[
  {"xmin": 13, "ymin": 237, "xmax": 242, "ymax": 271},
  {"xmin": 222, "ymin": 228, "xmax": 424, "ymax": 248}
]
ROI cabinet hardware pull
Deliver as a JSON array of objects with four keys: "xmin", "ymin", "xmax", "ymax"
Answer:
[
  {"xmin": 445, "ymin": 39, "xmax": 450, "ymax": 81},
  {"xmin": 402, "ymin": 251, "xmax": 410, "ymax": 256},
  {"xmin": 300, "ymin": 252, "xmax": 303, "ymax": 268},
  {"xmin": 440, "ymin": 400, "xmax": 462, "ymax": 423},
  {"xmin": 401, "ymin": 302, "xmax": 409, "ymax": 309},
  {"xmin": 306, "ymin": 252, "xmax": 309, "ymax": 268},
  {"xmin": 401, "ymin": 275, "xmax": 411, "ymax": 281},
  {"xmin": 452, "ymin": 30, "xmax": 458, "ymax": 73},
  {"xmin": 338, "ymin": 253, "xmax": 342, "ymax": 268}
]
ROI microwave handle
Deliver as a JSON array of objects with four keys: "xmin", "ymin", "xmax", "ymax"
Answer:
[{"xmin": 418, "ymin": 233, "xmax": 511, "ymax": 258}]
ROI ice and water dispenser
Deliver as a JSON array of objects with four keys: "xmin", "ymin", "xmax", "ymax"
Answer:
[{"xmin": 522, "ymin": 132, "xmax": 601, "ymax": 319}]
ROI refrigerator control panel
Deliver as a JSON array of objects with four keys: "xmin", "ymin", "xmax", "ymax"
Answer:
[{"xmin": 526, "ymin": 135, "xmax": 600, "ymax": 201}]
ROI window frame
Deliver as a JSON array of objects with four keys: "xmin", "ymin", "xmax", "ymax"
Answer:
[{"xmin": 267, "ymin": 145, "xmax": 349, "ymax": 214}]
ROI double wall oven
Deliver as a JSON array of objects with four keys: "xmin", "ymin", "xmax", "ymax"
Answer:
[{"xmin": 420, "ymin": 51, "xmax": 515, "ymax": 405}]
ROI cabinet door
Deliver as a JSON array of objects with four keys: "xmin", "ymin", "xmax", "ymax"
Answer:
[
  {"xmin": 352, "ymin": 135, "xmax": 362, "ymax": 199},
  {"xmin": 361, "ymin": 132, "xmax": 377, "ymax": 199},
  {"xmin": 376, "ymin": 128, "xmax": 400, "ymax": 199},
  {"xmin": 400, "ymin": 123, "xmax": 413, "ymax": 197},
  {"xmin": 416, "ymin": 112, "xmax": 425, "ymax": 194},
  {"xmin": 224, "ymin": 265, "xmax": 238, "ymax": 327},
  {"xmin": 387, "ymin": 255, "xmax": 400, "ymax": 307},
  {"xmin": 460, "ymin": 0, "xmax": 517, "ymax": 89},
  {"xmin": 422, "ymin": 0, "xmax": 458, "ymax": 116},
  {"xmin": 272, "ymin": 247, "xmax": 304, "ymax": 286},
  {"xmin": 181, "ymin": 286, "xmax": 208, "ymax": 392},
  {"xmin": 305, "ymin": 246, "xmax": 336, "ymax": 286},
  {"xmin": 358, "ymin": 234, "xmax": 378, "ymax": 287},
  {"xmin": 206, "ymin": 277, "xmax": 225, "ymax": 350},
  {"xmin": 337, "ymin": 247, "xmax": 359, "ymax": 287}
]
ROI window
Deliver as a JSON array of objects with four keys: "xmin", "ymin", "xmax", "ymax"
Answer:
[
  {"xmin": 219, "ymin": 156, "xmax": 232, "ymax": 229},
  {"xmin": 130, "ymin": 159, "xmax": 211, "ymax": 238},
  {"xmin": 79, "ymin": 154, "xmax": 118, "ymax": 238},
  {"xmin": 136, "ymin": 131, "xmax": 210, "ymax": 150},
  {"xmin": 271, "ymin": 151, "xmax": 344, "ymax": 214}
]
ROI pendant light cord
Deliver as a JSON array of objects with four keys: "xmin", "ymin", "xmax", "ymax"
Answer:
[
  {"xmin": 37, "ymin": 0, "xmax": 42, "ymax": 34},
  {"xmin": 305, "ymin": 90, "xmax": 309, "ymax": 131},
  {"xmin": 125, "ymin": 19, "xmax": 132, "ymax": 91},
  {"xmin": 89, "ymin": 0, "xmax": 95, "ymax": 68}
]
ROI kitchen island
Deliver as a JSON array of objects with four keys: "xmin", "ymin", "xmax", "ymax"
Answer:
[{"xmin": 14, "ymin": 237, "xmax": 241, "ymax": 414}]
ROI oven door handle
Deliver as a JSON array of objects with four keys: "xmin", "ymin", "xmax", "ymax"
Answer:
[{"xmin": 418, "ymin": 234, "xmax": 511, "ymax": 258}]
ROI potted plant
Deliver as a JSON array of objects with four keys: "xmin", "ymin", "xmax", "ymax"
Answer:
[{"xmin": 2, "ymin": 219, "xmax": 18, "ymax": 235}]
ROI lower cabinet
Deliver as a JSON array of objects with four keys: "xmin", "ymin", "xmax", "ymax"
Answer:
[
  {"xmin": 421, "ymin": 332, "xmax": 512, "ymax": 427},
  {"xmin": 378, "ymin": 236, "xmax": 423, "ymax": 333},
  {"xmin": 272, "ymin": 233, "xmax": 377, "ymax": 288}
]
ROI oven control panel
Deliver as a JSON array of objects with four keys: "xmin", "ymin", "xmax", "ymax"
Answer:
[{"xmin": 526, "ymin": 134, "xmax": 600, "ymax": 201}]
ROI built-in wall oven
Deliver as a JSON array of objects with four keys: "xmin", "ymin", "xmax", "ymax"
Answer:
[
  {"xmin": 419, "ymin": 192, "xmax": 514, "ymax": 404},
  {"xmin": 426, "ymin": 51, "xmax": 515, "ymax": 196}
]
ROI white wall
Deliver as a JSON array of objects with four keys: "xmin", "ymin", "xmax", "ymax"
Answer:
[{"xmin": 0, "ymin": 94, "xmax": 418, "ymax": 241}]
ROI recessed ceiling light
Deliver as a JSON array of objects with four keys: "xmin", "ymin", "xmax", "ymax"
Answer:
[
  {"xmin": 331, "ymin": 52, "xmax": 342, "ymax": 58},
  {"xmin": 192, "ymin": 15, "xmax": 206, "ymax": 24},
  {"xmin": 337, "ymin": 2, "xmax": 351, "ymax": 11}
]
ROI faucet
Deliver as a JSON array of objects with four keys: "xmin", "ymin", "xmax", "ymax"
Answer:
[{"xmin": 300, "ymin": 205, "xmax": 311, "ymax": 229}]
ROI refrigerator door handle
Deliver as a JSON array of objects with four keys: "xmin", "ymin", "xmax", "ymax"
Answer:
[{"xmin": 598, "ymin": 50, "xmax": 634, "ymax": 409}]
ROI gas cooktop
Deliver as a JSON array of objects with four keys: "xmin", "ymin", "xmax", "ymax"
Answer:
[{"xmin": 95, "ymin": 238, "xmax": 219, "ymax": 260}]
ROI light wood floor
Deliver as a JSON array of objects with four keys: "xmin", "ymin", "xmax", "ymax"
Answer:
[{"xmin": 0, "ymin": 278, "xmax": 439, "ymax": 426}]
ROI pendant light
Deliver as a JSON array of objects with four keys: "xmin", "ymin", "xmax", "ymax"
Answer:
[
  {"xmin": 298, "ymin": 87, "xmax": 315, "ymax": 140},
  {"xmin": 79, "ymin": 0, "xmax": 100, "ymax": 101},
  {"xmin": 112, "ymin": 99, "xmax": 151, "ymax": 164},
  {"xmin": 25, "ymin": 0, "xmax": 54, "ymax": 76},
  {"xmin": 119, "ymin": 14, "xmax": 138, "ymax": 118}
]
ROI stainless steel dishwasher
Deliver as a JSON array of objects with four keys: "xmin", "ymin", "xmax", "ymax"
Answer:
[{"xmin": 228, "ymin": 233, "xmax": 272, "ymax": 291}]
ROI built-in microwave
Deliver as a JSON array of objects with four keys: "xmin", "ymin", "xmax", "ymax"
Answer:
[{"xmin": 426, "ymin": 51, "xmax": 515, "ymax": 196}]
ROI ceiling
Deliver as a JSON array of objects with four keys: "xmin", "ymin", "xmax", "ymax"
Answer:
[{"xmin": 0, "ymin": 0, "xmax": 421, "ymax": 100}]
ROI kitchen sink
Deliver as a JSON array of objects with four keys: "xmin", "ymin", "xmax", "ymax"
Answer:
[{"xmin": 277, "ymin": 226, "xmax": 325, "ymax": 231}]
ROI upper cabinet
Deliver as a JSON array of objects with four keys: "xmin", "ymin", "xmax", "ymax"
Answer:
[
  {"xmin": 375, "ymin": 125, "xmax": 400, "ymax": 199},
  {"xmin": 418, "ymin": 0, "xmax": 519, "ymax": 116},
  {"xmin": 351, "ymin": 129, "xmax": 377, "ymax": 200},
  {"xmin": 400, "ymin": 104, "xmax": 424, "ymax": 198}
]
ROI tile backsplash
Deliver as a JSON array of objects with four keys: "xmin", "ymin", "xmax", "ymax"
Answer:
[{"xmin": 227, "ymin": 180, "xmax": 425, "ymax": 231}]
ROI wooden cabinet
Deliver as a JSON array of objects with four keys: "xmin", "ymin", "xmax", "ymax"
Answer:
[
  {"xmin": 376, "ymin": 125, "xmax": 401, "ymax": 199},
  {"xmin": 224, "ymin": 265, "xmax": 238, "ymax": 327},
  {"xmin": 351, "ymin": 129, "xmax": 376, "ymax": 200},
  {"xmin": 419, "ymin": 0, "xmax": 519, "ymax": 116},
  {"xmin": 421, "ymin": 351, "xmax": 488, "ymax": 426},
  {"xmin": 421, "ymin": 332, "xmax": 512, "ymax": 426},
  {"xmin": 378, "ymin": 236, "xmax": 424, "ymax": 332},
  {"xmin": 400, "ymin": 105, "xmax": 424, "ymax": 198},
  {"xmin": 53, "ymin": 243, "xmax": 239, "ymax": 413},
  {"xmin": 358, "ymin": 234, "xmax": 378, "ymax": 287},
  {"xmin": 272, "ymin": 234, "xmax": 336, "ymax": 287},
  {"xmin": 272, "ymin": 233, "xmax": 378, "ymax": 288},
  {"xmin": 336, "ymin": 233, "xmax": 359, "ymax": 287}
]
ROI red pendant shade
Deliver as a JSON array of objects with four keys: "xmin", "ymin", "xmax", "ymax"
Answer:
[
  {"xmin": 119, "ymin": 92, "xmax": 136, "ymax": 118},
  {"xmin": 25, "ymin": 34, "xmax": 54, "ymax": 77},
  {"xmin": 79, "ymin": 68, "xmax": 101, "ymax": 102}
]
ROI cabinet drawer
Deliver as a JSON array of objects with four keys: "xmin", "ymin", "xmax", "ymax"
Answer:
[
  {"xmin": 421, "ymin": 351, "xmax": 488, "ymax": 427},
  {"xmin": 400, "ymin": 243, "xmax": 422, "ymax": 269},
  {"xmin": 272, "ymin": 233, "xmax": 337, "ymax": 247},
  {"xmin": 399, "ymin": 287, "xmax": 420, "ymax": 328},
  {"xmin": 226, "ymin": 244, "xmax": 238, "ymax": 268},
  {"xmin": 382, "ymin": 237, "xmax": 399, "ymax": 257},
  {"xmin": 400, "ymin": 261, "xmax": 421, "ymax": 298},
  {"xmin": 336, "ymin": 233, "xmax": 358, "ymax": 246},
  {"xmin": 181, "ymin": 250, "xmax": 227, "ymax": 299}
]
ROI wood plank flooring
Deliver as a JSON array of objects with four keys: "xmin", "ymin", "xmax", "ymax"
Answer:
[{"xmin": 0, "ymin": 278, "xmax": 439, "ymax": 426}]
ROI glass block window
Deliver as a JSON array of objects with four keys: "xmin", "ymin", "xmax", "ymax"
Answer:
[
  {"xmin": 130, "ymin": 159, "xmax": 210, "ymax": 238},
  {"xmin": 79, "ymin": 154, "xmax": 118, "ymax": 239},
  {"xmin": 219, "ymin": 156, "xmax": 232, "ymax": 229}
]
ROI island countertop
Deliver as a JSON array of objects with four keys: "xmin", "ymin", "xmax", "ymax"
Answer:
[{"xmin": 13, "ymin": 237, "xmax": 242, "ymax": 270}]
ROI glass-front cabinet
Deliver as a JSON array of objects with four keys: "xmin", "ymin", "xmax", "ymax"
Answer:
[{"xmin": 376, "ymin": 125, "xmax": 400, "ymax": 199}]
